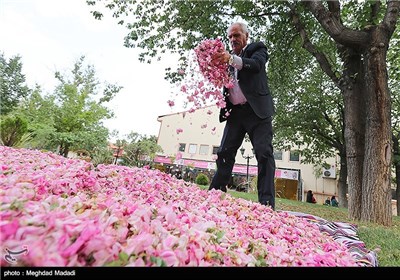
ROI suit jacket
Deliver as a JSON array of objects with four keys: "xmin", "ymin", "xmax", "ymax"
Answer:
[{"xmin": 219, "ymin": 41, "xmax": 275, "ymax": 122}]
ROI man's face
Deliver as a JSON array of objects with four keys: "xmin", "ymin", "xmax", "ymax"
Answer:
[{"xmin": 228, "ymin": 24, "xmax": 248, "ymax": 55}]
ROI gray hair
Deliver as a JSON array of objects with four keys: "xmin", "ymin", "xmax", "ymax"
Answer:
[{"xmin": 227, "ymin": 22, "xmax": 249, "ymax": 36}]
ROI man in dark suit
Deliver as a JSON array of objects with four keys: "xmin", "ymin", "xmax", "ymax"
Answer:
[{"xmin": 209, "ymin": 22, "xmax": 276, "ymax": 210}]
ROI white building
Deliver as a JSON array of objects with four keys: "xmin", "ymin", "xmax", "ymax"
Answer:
[{"xmin": 155, "ymin": 105, "xmax": 338, "ymax": 204}]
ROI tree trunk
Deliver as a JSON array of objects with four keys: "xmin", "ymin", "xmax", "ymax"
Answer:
[
  {"xmin": 394, "ymin": 136, "xmax": 400, "ymax": 216},
  {"xmin": 361, "ymin": 27, "xmax": 392, "ymax": 226},
  {"xmin": 397, "ymin": 170, "xmax": 400, "ymax": 216},
  {"xmin": 392, "ymin": 134, "xmax": 400, "ymax": 216},
  {"xmin": 301, "ymin": 0, "xmax": 399, "ymax": 226},
  {"xmin": 59, "ymin": 143, "xmax": 70, "ymax": 158},
  {"xmin": 338, "ymin": 154, "xmax": 348, "ymax": 208},
  {"xmin": 340, "ymin": 47, "xmax": 366, "ymax": 221}
]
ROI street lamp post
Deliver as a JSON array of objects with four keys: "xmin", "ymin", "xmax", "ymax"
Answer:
[{"xmin": 240, "ymin": 147, "xmax": 255, "ymax": 192}]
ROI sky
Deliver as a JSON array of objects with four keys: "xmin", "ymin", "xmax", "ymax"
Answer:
[{"xmin": 0, "ymin": 0, "xmax": 182, "ymax": 139}]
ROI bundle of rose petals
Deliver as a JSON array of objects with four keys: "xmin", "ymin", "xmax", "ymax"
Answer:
[
  {"xmin": 194, "ymin": 38, "xmax": 234, "ymax": 89},
  {"xmin": 169, "ymin": 39, "xmax": 235, "ymax": 117}
]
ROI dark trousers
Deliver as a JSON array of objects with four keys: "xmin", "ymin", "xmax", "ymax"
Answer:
[{"xmin": 209, "ymin": 103, "xmax": 276, "ymax": 209}]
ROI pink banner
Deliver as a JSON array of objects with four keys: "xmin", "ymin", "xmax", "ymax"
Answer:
[
  {"xmin": 232, "ymin": 165, "xmax": 257, "ymax": 175},
  {"xmin": 154, "ymin": 156, "xmax": 215, "ymax": 170},
  {"xmin": 183, "ymin": 159, "xmax": 215, "ymax": 169},
  {"xmin": 154, "ymin": 156, "xmax": 172, "ymax": 164}
]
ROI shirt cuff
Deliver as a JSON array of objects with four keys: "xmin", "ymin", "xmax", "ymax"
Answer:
[{"xmin": 229, "ymin": 54, "xmax": 243, "ymax": 70}]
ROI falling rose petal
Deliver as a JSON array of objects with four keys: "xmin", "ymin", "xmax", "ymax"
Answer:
[{"xmin": 176, "ymin": 128, "xmax": 183, "ymax": 134}]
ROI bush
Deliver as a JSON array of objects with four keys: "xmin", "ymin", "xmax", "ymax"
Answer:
[
  {"xmin": 91, "ymin": 147, "xmax": 114, "ymax": 166},
  {"xmin": 195, "ymin": 173, "xmax": 210, "ymax": 186},
  {"xmin": 0, "ymin": 114, "xmax": 30, "ymax": 147}
]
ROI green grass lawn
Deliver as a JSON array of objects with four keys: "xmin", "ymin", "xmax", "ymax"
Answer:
[{"xmin": 200, "ymin": 185, "xmax": 400, "ymax": 266}]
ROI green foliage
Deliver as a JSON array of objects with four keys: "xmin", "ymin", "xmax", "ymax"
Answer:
[
  {"xmin": 0, "ymin": 53, "xmax": 30, "ymax": 115},
  {"xmin": 389, "ymin": 27, "xmax": 400, "ymax": 191},
  {"xmin": 88, "ymin": 146, "xmax": 115, "ymax": 167},
  {"xmin": 48, "ymin": 57, "xmax": 119, "ymax": 156},
  {"xmin": 0, "ymin": 114, "xmax": 30, "ymax": 147},
  {"xmin": 149, "ymin": 256, "xmax": 167, "ymax": 267},
  {"xmin": 265, "ymin": 3, "xmax": 345, "ymax": 167},
  {"xmin": 120, "ymin": 133, "xmax": 162, "ymax": 167},
  {"xmin": 16, "ymin": 87, "xmax": 57, "ymax": 148},
  {"xmin": 105, "ymin": 252, "xmax": 129, "ymax": 266},
  {"xmin": 195, "ymin": 173, "xmax": 210, "ymax": 186},
  {"xmin": 15, "ymin": 56, "xmax": 121, "ymax": 157},
  {"xmin": 87, "ymin": 0, "xmax": 233, "ymax": 82}
]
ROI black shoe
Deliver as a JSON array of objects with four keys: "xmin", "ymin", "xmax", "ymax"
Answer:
[
  {"xmin": 209, "ymin": 185, "xmax": 227, "ymax": 193},
  {"xmin": 260, "ymin": 201, "xmax": 274, "ymax": 210}
]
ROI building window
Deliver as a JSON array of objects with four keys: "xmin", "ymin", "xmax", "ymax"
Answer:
[
  {"xmin": 199, "ymin": 145, "xmax": 209, "ymax": 155},
  {"xmin": 289, "ymin": 150, "xmax": 300, "ymax": 162},
  {"xmin": 178, "ymin": 143, "xmax": 186, "ymax": 152},
  {"xmin": 212, "ymin": 146, "xmax": 219, "ymax": 154},
  {"xmin": 188, "ymin": 144, "xmax": 197, "ymax": 154},
  {"xmin": 274, "ymin": 150, "xmax": 283, "ymax": 160}
]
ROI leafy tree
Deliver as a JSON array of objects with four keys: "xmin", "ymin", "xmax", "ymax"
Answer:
[
  {"xmin": 271, "ymin": 62, "xmax": 348, "ymax": 206},
  {"xmin": 50, "ymin": 56, "xmax": 121, "ymax": 157},
  {"xmin": 120, "ymin": 132, "xmax": 162, "ymax": 167},
  {"xmin": 87, "ymin": 0, "xmax": 399, "ymax": 225},
  {"xmin": 16, "ymin": 56, "xmax": 121, "ymax": 157},
  {"xmin": 0, "ymin": 114, "xmax": 30, "ymax": 147},
  {"xmin": 267, "ymin": 1, "xmax": 399, "ymax": 214},
  {"xmin": 16, "ymin": 86, "xmax": 58, "ymax": 150},
  {"xmin": 271, "ymin": 1, "xmax": 399, "ymax": 223},
  {"xmin": 91, "ymin": 145, "xmax": 115, "ymax": 166},
  {"xmin": 0, "ymin": 53, "xmax": 30, "ymax": 115},
  {"xmin": 293, "ymin": 1, "xmax": 397, "ymax": 226}
]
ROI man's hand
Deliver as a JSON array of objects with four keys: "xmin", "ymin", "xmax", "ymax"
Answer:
[{"xmin": 212, "ymin": 50, "xmax": 231, "ymax": 64}]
